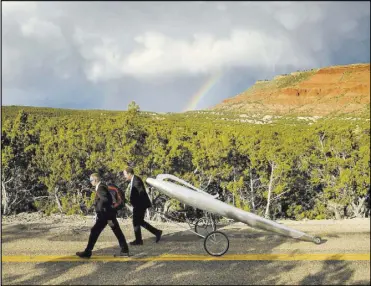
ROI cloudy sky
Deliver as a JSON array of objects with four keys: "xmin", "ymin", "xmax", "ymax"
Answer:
[{"xmin": 2, "ymin": 1, "xmax": 370, "ymax": 113}]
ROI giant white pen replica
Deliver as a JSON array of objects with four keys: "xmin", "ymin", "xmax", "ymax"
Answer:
[{"xmin": 146, "ymin": 174, "xmax": 322, "ymax": 256}]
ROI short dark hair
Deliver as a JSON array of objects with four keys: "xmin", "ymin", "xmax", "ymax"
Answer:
[{"xmin": 125, "ymin": 167, "xmax": 134, "ymax": 175}]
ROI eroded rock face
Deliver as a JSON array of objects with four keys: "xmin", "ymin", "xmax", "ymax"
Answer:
[{"xmin": 211, "ymin": 63, "xmax": 370, "ymax": 116}]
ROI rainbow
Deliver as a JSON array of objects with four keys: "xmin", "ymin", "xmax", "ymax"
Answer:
[{"xmin": 183, "ymin": 70, "xmax": 223, "ymax": 112}]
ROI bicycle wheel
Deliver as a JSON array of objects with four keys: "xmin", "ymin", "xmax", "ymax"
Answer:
[
  {"xmin": 313, "ymin": 236, "xmax": 322, "ymax": 245},
  {"xmin": 204, "ymin": 231, "xmax": 229, "ymax": 256}
]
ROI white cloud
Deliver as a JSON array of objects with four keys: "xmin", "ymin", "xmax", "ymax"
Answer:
[
  {"xmin": 79, "ymin": 29, "xmax": 317, "ymax": 82},
  {"xmin": 1, "ymin": 1, "xmax": 38, "ymax": 16},
  {"xmin": 273, "ymin": 3, "xmax": 325, "ymax": 30},
  {"xmin": 21, "ymin": 17, "xmax": 63, "ymax": 40},
  {"xmin": 216, "ymin": 3, "xmax": 227, "ymax": 11},
  {"xmin": 339, "ymin": 20, "xmax": 358, "ymax": 33},
  {"xmin": 2, "ymin": 47, "xmax": 22, "ymax": 82},
  {"xmin": 1, "ymin": 1, "xmax": 369, "ymax": 112}
]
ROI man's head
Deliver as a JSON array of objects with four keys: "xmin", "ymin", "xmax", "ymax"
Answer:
[
  {"xmin": 123, "ymin": 167, "xmax": 134, "ymax": 181},
  {"xmin": 89, "ymin": 173, "xmax": 101, "ymax": 187}
]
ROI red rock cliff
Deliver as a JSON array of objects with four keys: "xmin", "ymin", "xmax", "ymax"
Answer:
[{"xmin": 211, "ymin": 63, "xmax": 370, "ymax": 116}]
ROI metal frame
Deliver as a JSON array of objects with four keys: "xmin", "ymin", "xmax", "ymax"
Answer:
[
  {"xmin": 152, "ymin": 208, "xmax": 229, "ymax": 256},
  {"xmin": 147, "ymin": 174, "xmax": 322, "ymax": 256},
  {"xmin": 152, "ymin": 209, "xmax": 216, "ymax": 238},
  {"xmin": 148, "ymin": 176, "xmax": 234, "ymax": 256}
]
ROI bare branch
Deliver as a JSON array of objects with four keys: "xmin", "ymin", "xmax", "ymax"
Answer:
[
  {"xmin": 31, "ymin": 196, "xmax": 51, "ymax": 201},
  {"xmin": 271, "ymin": 189, "xmax": 291, "ymax": 202},
  {"xmin": 3, "ymin": 177, "xmax": 14, "ymax": 185}
]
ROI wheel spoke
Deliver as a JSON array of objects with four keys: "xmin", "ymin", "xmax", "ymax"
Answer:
[{"xmin": 204, "ymin": 231, "xmax": 229, "ymax": 256}]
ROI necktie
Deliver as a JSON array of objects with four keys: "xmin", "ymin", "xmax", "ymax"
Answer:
[{"xmin": 126, "ymin": 184, "xmax": 131, "ymax": 201}]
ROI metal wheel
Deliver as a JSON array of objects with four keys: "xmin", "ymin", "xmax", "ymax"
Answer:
[
  {"xmin": 204, "ymin": 231, "xmax": 229, "ymax": 256},
  {"xmin": 195, "ymin": 216, "xmax": 216, "ymax": 237},
  {"xmin": 313, "ymin": 236, "xmax": 322, "ymax": 245}
]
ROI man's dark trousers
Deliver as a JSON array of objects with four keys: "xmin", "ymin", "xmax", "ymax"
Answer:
[
  {"xmin": 133, "ymin": 207, "xmax": 159, "ymax": 242},
  {"xmin": 86, "ymin": 212, "xmax": 129, "ymax": 251}
]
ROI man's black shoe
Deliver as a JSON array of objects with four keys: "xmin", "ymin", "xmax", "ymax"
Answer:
[
  {"xmin": 155, "ymin": 230, "xmax": 162, "ymax": 243},
  {"xmin": 118, "ymin": 248, "xmax": 130, "ymax": 257},
  {"xmin": 129, "ymin": 240, "xmax": 143, "ymax": 246},
  {"xmin": 76, "ymin": 251, "xmax": 92, "ymax": 258}
]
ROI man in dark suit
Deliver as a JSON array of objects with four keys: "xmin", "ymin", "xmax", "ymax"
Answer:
[
  {"xmin": 76, "ymin": 173, "xmax": 130, "ymax": 258},
  {"xmin": 123, "ymin": 167, "xmax": 162, "ymax": 245}
]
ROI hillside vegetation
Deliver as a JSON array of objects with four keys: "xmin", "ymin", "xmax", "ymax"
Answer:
[{"xmin": 1, "ymin": 105, "xmax": 370, "ymax": 221}]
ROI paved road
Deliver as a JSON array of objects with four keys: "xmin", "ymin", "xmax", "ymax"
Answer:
[{"xmin": 2, "ymin": 219, "xmax": 370, "ymax": 285}]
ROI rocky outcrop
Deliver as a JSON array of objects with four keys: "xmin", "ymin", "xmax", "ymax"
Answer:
[{"xmin": 211, "ymin": 63, "xmax": 370, "ymax": 116}]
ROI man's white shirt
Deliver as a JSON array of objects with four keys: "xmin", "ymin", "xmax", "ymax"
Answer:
[
  {"xmin": 93, "ymin": 181, "xmax": 101, "ymax": 221},
  {"xmin": 124, "ymin": 176, "xmax": 135, "ymax": 207},
  {"xmin": 129, "ymin": 175, "xmax": 134, "ymax": 196},
  {"xmin": 95, "ymin": 181, "xmax": 101, "ymax": 192},
  {"xmin": 130, "ymin": 175, "xmax": 134, "ymax": 194}
]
